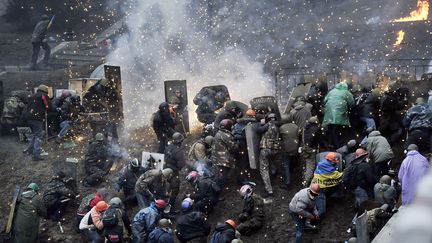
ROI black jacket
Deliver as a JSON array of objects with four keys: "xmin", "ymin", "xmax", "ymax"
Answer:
[
  {"xmin": 117, "ymin": 165, "xmax": 145, "ymax": 192},
  {"xmin": 356, "ymin": 92, "xmax": 380, "ymax": 118},
  {"xmin": 209, "ymin": 223, "xmax": 236, "ymax": 243},
  {"xmin": 351, "ymin": 156, "xmax": 376, "ymax": 191},
  {"xmin": 152, "ymin": 110, "xmax": 175, "ymax": 138},
  {"xmin": 164, "ymin": 144, "xmax": 186, "ymax": 173},
  {"xmin": 23, "ymin": 90, "xmax": 50, "ymax": 121},
  {"xmin": 31, "ymin": 19, "xmax": 49, "ymax": 43},
  {"xmin": 303, "ymin": 123, "xmax": 320, "ymax": 148},
  {"xmin": 191, "ymin": 177, "xmax": 220, "ymax": 201},
  {"xmin": 84, "ymin": 141, "xmax": 109, "ymax": 171},
  {"xmin": 176, "ymin": 210, "xmax": 210, "ymax": 241}
]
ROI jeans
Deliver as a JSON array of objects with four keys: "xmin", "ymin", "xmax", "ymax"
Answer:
[
  {"xmin": 359, "ymin": 116, "xmax": 376, "ymax": 130},
  {"xmin": 31, "ymin": 41, "xmax": 50, "ymax": 68},
  {"xmin": 26, "ymin": 120, "xmax": 44, "ymax": 157},
  {"xmin": 58, "ymin": 120, "xmax": 71, "ymax": 138},
  {"xmin": 282, "ymin": 152, "xmax": 292, "ymax": 185},
  {"xmin": 289, "ymin": 210, "xmax": 305, "ymax": 243},
  {"xmin": 316, "ymin": 192, "xmax": 326, "ymax": 218},
  {"xmin": 354, "ymin": 186, "xmax": 369, "ymax": 208},
  {"xmin": 83, "ymin": 229, "xmax": 104, "ymax": 243}
]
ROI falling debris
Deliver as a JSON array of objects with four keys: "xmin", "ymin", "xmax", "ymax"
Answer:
[
  {"xmin": 392, "ymin": 0, "xmax": 429, "ymax": 22},
  {"xmin": 394, "ymin": 30, "xmax": 405, "ymax": 46}
]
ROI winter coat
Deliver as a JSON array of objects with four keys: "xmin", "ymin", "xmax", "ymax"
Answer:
[
  {"xmin": 214, "ymin": 109, "xmax": 236, "ymax": 130},
  {"xmin": 302, "ymin": 122, "xmax": 320, "ymax": 148},
  {"xmin": 13, "ymin": 190, "xmax": 47, "ymax": 243},
  {"xmin": 239, "ymin": 194, "xmax": 265, "ymax": 222},
  {"xmin": 79, "ymin": 206, "xmax": 104, "ymax": 231},
  {"xmin": 84, "ymin": 141, "xmax": 109, "ymax": 172},
  {"xmin": 311, "ymin": 158, "xmax": 343, "ymax": 189},
  {"xmin": 365, "ymin": 131, "xmax": 394, "ymax": 164},
  {"xmin": 356, "ymin": 91, "xmax": 380, "ymax": 118},
  {"xmin": 132, "ymin": 204, "xmax": 162, "ymax": 239},
  {"xmin": 398, "ymin": 150, "xmax": 430, "ymax": 205},
  {"xmin": 135, "ymin": 169, "xmax": 169, "ymax": 198},
  {"xmin": 152, "ymin": 110, "xmax": 175, "ymax": 138},
  {"xmin": 289, "ymin": 188, "xmax": 318, "ymax": 218},
  {"xmin": 403, "ymin": 103, "xmax": 432, "ymax": 131},
  {"xmin": 31, "ymin": 19, "xmax": 49, "ymax": 43},
  {"xmin": 290, "ymin": 101, "xmax": 313, "ymax": 129},
  {"xmin": 60, "ymin": 96, "xmax": 84, "ymax": 122},
  {"xmin": 148, "ymin": 227, "xmax": 174, "ymax": 243},
  {"xmin": 211, "ymin": 129, "xmax": 238, "ymax": 168},
  {"xmin": 103, "ymin": 204, "xmax": 132, "ymax": 239},
  {"xmin": 164, "ymin": 143, "xmax": 186, "ymax": 173},
  {"xmin": 22, "ymin": 90, "xmax": 50, "ymax": 121},
  {"xmin": 279, "ymin": 122, "xmax": 299, "ymax": 155},
  {"xmin": 42, "ymin": 177, "xmax": 75, "ymax": 209},
  {"xmin": 347, "ymin": 156, "xmax": 376, "ymax": 191},
  {"xmin": 117, "ymin": 165, "xmax": 145, "ymax": 192},
  {"xmin": 322, "ymin": 82, "xmax": 354, "ymax": 127},
  {"xmin": 188, "ymin": 140, "xmax": 208, "ymax": 163},
  {"xmin": 374, "ymin": 182, "xmax": 397, "ymax": 208},
  {"xmin": 232, "ymin": 117, "xmax": 256, "ymax": 141},
  {"xmin": 260, "ymin": 121, "xmax": 281, "ymax": 150},
  {"xmin": 209, "ymin": 223, "xmax": 236, "ymax": 243},
  {"xmin": 190, "ymin": 176, "xmax": 220, "ymax": 202},
  {"xmin": 176, "ymin": 209, "xmax": 210, "ymax": 241}
]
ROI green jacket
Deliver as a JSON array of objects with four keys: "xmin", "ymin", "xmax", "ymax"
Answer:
[
  {"xmin": 13, "ymin": 190, "xmax": 47, "ymax": 243},
  {"xmin": 322, "ymin": 83, "xmax": 354, "ymax": 127}
]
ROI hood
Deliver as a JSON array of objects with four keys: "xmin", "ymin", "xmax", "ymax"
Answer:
[
  {"xmin": 406, "ymin": 150, "xmax": 421, "ymax": 157},
  {"xmin": 369, "ymin": 130, "xmax": 381, "ymax": 137},
  {"xmin": 377, "ymin": 183, "xmax": 390, "ymax": 192},
  {"xmin": 21, "ymin": 190, "xmax": 37, "ymax": 199},
  {"xmin": 335, "ymin": 82, "xmax": 348, "ymax": 90}
]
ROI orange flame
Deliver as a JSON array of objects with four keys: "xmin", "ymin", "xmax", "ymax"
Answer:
[
  {"xmin": 392, "ymin": 0, "xmax": 429, "ymax": 22},
  {"xmin": 394, "ymin": 30, "xmax": 405, "ymax": 46}
]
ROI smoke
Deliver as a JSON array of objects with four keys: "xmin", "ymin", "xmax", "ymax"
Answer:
[
  {"xmin": 0, "ymin": 0, "xmax": 9, "ymax": 16},
  {"xmin": 107, "ymin": 0, "xmax": 273, "ymax": 128}
]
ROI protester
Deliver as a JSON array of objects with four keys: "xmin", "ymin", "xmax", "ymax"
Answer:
[
  {"xmin": 300, "ymin": 116, "xmax": 321, "ymax": 186},
  {"xmin": 83, "ymin": 133, "xmax": 112, "ymax": 186},
  {"xmin": 176, "ymin": 198, "xmax": 211, "ymax": 243},
  {"xmin": 279, "ymin": 114, "xmax": 300, "ymax": 189},
  {"xmin": 148, "ymin": 218, "xmax": 175, "ymax": 243},
  {"xmin": 116, "ymin": 158, "xmax": 146, "ymax": 205},
  {"xmin": 362, "ymin": 130, "xmax": 394, "ymax": 177},
  {"xmin": 374, "ymin": 175, "xmax": 397, "ymax": 209},
  {"xmin": 289, "ymin": 96, "xmax": 313, "ymax": 130},
  {"xmin": 132, "ymin": 200, "xmax": 167, "ymax": 243},
  {"xmin": 185, "ymin": 170, "xmax": 220, "ymax": 214},
  {"xmin": 30, "ymin": 14, "xmax": 51, "ymax": 70},
  {"xmin": 135, "ymin": 169, "xmax": 172, "ymax": 209},
  {"xmin": 214, "ymin": 101, "xmax": 242, "ymax": 130},
  {"xmin": 102, "ymin": 197, "xmax": 132, "ymax": 243},
  {"xmin": 210, "ymin": 219, "xmax": 238, "ymax": 243},
  {"xmin": 43, "ymin": 171, "xmax": 76, "ymax": 221},
  {"xmin": 398, "ymin": 144, "xmax": 430, "ymax": 205},
  {"xmin": 403, "ymin": 97, "xmax": 432, "ymax": 154},
  {"xmin": 236, "ymin": 184, "xmax": 265, "ymax": 236},
  {"xmin": 153, "ymin": 102, "xmax": 176, "ymax": 153},
  {"xmin": 187, "ymin": 135, "xmax": 213, "ymax": 166},
  {"xmin": 79, "ymin": 201, "xmax": 110, "ymax": 243},
  {"xmin": 76, "ymin": 188, "xmax": 108, "ymax": 232},
  {"xmin": 56, "ymin": 95, "xmax": 84, "ymax": 143}
]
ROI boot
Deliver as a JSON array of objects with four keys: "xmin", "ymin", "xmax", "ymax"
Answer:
[{"xmin": 33, "ymin": 155, "xmax": 44, "ymax": 161}]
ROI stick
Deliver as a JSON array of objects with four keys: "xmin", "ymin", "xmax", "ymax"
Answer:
[
  {"xmin": 58, "ymin": 221, "xmax": 64, "ymax": 233},
  {"xmin": 45, "ymin": 110, "xmax": 48, "ymax": 143}
]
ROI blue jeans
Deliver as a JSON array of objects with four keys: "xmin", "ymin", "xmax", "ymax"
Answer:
[
  {"xmin": 316, "ymin": 192, "xmax": 326, "ymax": 218},
  {"xmin": 360, "ymin": 116, "xmax": 376, "ymax": 130},
  {"xmin": 58, "ymin": 120, "xmax": 71, "ymax": 138},
  {"xmin": 354, "ymin": 186, "xmax": 369, "ymax": 208},
  {"xmin": 289, "ymin": 210, "xmax": 305, "ymax": 243},
  {"xmin": 83, "ymin": 229, "xmax": 104, "ymax": 243},
  {"xmin": 26, "ymin": 120, "xmax": 44, "ymax": 157},
  {"xmin": 282, "ymin": 152, "xmax": 292, "ymax": 185}
]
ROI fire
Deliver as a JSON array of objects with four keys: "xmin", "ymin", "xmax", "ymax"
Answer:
[
  {"xmin": 394, "ymin": 30, "xmax": 405, "ymax": 46},
  {"xmin": 392, "ymin": 0, "xmax": 429, "ymax": 22}
]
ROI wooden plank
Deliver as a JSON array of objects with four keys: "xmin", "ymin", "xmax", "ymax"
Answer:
[{"xmin": 5, "ymin": 185, "xmax": 21, "ymax": 234}]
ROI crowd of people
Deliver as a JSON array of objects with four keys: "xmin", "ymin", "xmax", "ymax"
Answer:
[{"xmin": 7, "ymin": 79, "xmax": 432, "ymax": 243}]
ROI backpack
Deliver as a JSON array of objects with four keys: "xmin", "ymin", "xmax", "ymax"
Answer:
[
  {"xmin": 78, "ymin": 194, "xmax": 95, "ymax": 213},
  {"xmin": 102, "ymin": 207, "xmax": 120, "ymax": 227},
  {"xmin": 1, "ymin": 96, "xmax": 25, "ymax": 123},
  {"xmin": 343, "ymin": 162, "xmax": 359, "ymax": 190}
]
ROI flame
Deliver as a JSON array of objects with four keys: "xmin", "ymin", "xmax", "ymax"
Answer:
[
  {"xmin": 392, "ymin": 0, "xmax": 429, "ymax": 22},
  {"xmin": 394, "ymin": 30, "xmax": 405, "ymax": 46}
]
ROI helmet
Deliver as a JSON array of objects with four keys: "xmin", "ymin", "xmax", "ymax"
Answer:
[
  {"xmin": 27, "ymin": 182, "xmax": 39, "ymax": 191},
  {"xmin": 266, "ymin": 113, "xmax": 277, "ymax": 121},
  {"xmin": 158, "ymin": 218, "xmax": 172, "ymax": 228},
  {"xmin": 172, "ymin": 132, "xmax": 184, "ymax": 144},
  {"xmin": 37, "ymin": 84, "xmax": 49, "ymax": 93},
  {"xmin": 380, "ymin": 175, "xmax": 392, "ymax": 185},
  {"xmin": 181, "ymin": 198, "xmax": 194, "ymax": 210},
  {"xmin": 225, "ymin": 219, "xmax": 237, "ymax": 229},
  {"xmin": 225, "ymin": 101, "xmax": 237, "ymax": 110},
  {"xmin": 281, "ymin": 114, "xmax": 292, "ymax": 123},
  {"xmin": 95, "ymin": 133, "xmax": 104, "ymax": 141},
  {"xmin": 231, "ymin": 240, "xmax": 243, "ymax": 243},
  {"xmin": 309, "ymin": 183, "xmax": 320, "ymax": 195},
  {"xmin": 41, "ymin": 14, "xmax": 49, "ymax": 20},
  {"xmin": 407, "ymin": 144, "xmax": 418, "ymax": 151},
  {"xmin": 130, "ymin": 158, "xmax": 140, "ymax": 168},
  {"xmin": 220, "ymin": 119, "xmax": 233, "ymax": 131},
  {"xmin": 325, "ymin": 152, "xmax": 340, "ymax": 163},
  {"xmin": 109, "ymin": 197, "xmax": 122, "ymax": 206},
  {"xmin": 185, "ymin": 171, "xmax": 199, "ymax": 183},
  {"xmin": 95, "ymin": 201, "xmax": 109, "ymax": 212},
  {"xmin": 162, "ymin": 168, "xmax": 174, "ymax": 178},
  {"xmin": 239, "ymin": 184, "xmax": 253, "ymax": 199},
  {"xmin": 204, "ymin": 136, "xmax": 214, "ymax": 146},
  {"xmin": 155, "ymin": 199, "xmax": 167, "ymax": 209},
  {"xmin": 245, "ymin": 109, "xmax": 256, "ymax": 117},
  {"xmin": 61, "ymin": 90, "xmax": 71, "ymax": 97},
  {"xmin": 347, "ymin": 140, "xmax": 357, "ymax": 148},
  {"xmin": 158, "ymin": 102, "xmax": 169, "ymax": 112},
  {"xmin": 308, "ymin": 116, "xmax": 319, "ymax": 124},
  {"xmin": 355, "ymin": 148, "xmax": 369, "ymax": 158}
]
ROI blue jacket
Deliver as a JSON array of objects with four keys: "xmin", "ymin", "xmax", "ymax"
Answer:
[
  {"xmin": 132, "ymin": 203, "xmax": 162, "ymax": 241},
  {"xmin": 403, "ymin": 103, "xmax": 432, "ymax": 131},
  {"xmin": 148, "ymin": 227, "xmax": 174, "ymax": 243}
]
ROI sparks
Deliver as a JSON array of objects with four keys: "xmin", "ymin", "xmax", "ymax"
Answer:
[{"xmin": 394, "ymin": 30, "xmax": 405, "ymax": 46}]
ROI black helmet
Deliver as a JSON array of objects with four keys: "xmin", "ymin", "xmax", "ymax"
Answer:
[
  {"xmin": 159, "ymin": 102, "xmax": 169, "ymax": 112},
  {"xmin": 220, "ymin": 119, "xmax": 233, "ymax": 131},
  {"xmin": 172, "ymin": 132, "xmax": 184, "ymax": 144},
  {"xmin": 130, "ymin": 158, "xmax": 140, "ymax": 168},
  {"xmin": 266, "ymin": 113, "xmax": 277, "ymax": 121}
]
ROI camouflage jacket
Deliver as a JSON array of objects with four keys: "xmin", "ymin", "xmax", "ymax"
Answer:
[
  {"xmin": 43, "ymin": 177, "xmax": 76, "ymax": 208},
  {"xmin": 135, "ymin": 169, "xmax": 169, "ymax": 198},
  {"xmin": 211, "ymin": 129, "xmax": 238, "ymax": 168},
  {"xmin": 260, "ymin": 121, "xmax": 281, "ymax": 150},
  {"xmin": 403, "ymin": 103, "xmax": 432, "ymax": 131}
]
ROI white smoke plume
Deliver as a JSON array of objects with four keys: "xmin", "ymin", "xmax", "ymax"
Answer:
[
  {"xmin": 0, "ymin": 0, "xmax": 9, "ymax": 16},
  {"xmin": 107, "ymin": 0, "xmax": 273, "ymax": 129}
]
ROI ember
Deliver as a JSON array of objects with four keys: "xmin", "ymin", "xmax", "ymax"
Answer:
[
  {"xmin": 394, "ymin": 30, "xmax": 405, "ymax": 46},
  {"xmin": 392, "ymin": 0, "xmax": 429, "ymax": 22}
]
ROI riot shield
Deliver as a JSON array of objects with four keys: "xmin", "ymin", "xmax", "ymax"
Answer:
[
  {"xmin": 103, "ymin": 65, "xmax": 124, "ymax": 125},
  {"xmin": 164, "ymin": 80, "xmax": 189, "ymax": 133},
  {"xmin": 142, "ymin": 151, "xmax": 165, "ymax": 170},
  {"xmin": 245, "ymin": 123, "xmax": 261, "ymax": 169},
  {"xmin": 53, "ymin": 158, "xmax": 78, "ymax": 191},
  {"xmin": 193, "ymin": 85, "xmax": 230, "ymax": 124},
  {"xmin": 250, "ymin": 96, "xmax": 281, "ymax": 119},
  {"xmin": 283, "ymin": 82, "xmax": 312, "ymax": 113}
]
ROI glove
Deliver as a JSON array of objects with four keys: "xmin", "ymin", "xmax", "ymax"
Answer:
[{"xmin": 298, "ymin": 147, "xmax": 302, "ymax": 153}]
